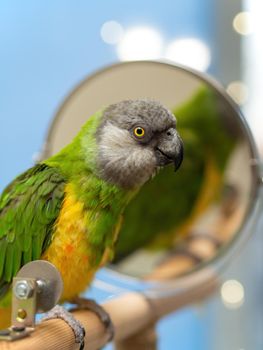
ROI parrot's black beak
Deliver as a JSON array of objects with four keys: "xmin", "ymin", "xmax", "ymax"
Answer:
[{"xmin": 155, "ymin": 128, "xmax": 184, "ymax": 172}]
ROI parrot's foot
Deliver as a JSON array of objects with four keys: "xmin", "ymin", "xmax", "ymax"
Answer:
[
  {"xmin": 70, "ymin": 297, "xmax": 114, "ymax": 342},
  {"xmin": 41, "ymin": 305, "xmax": 85, "ymax": 349}
]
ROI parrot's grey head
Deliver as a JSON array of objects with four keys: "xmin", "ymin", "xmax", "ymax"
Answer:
[{"xmin": 96, "ymin": 99, "xmax": 183, "ymax": 189}]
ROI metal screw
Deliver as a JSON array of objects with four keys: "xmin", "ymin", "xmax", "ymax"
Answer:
[
  {"xmin": 14, "ymin": 280, "xmax": 33, "ymax": 299},
  {"xmin": 17, "ymin": 309, "xmax": 27, "ymax": 322}
]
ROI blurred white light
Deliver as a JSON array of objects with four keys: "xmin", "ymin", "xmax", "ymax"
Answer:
[
  {"xmin": 117, "ymin": 26, "xmax": 163, "ymax": 61},
  {"xmin": 226, "ymin": 81, "xmax": 249, "ymax": 105},
  {"xmin": 100, "ymin": 21, "xmax": 124, "ymax": 45},
  {"xmin": 221, "ymin": 280, "xmax": 245, "ymax": 309},
  {"xmin": 165, "ymin": 38, "xmax": 211, "ymax": 71},
  {"xmin": 233, "ymin": 11, "xmax": 254, "ymax": 36}
]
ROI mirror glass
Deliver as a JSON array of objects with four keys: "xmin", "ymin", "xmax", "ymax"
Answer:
[{"xmin": 42, "ymin": 61, "xmax": 259, "ymax": 284}]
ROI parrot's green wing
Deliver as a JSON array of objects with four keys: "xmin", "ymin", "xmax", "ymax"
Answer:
[{"xmin": 0, "ymin": 163, "xmax": 66, "ymax": 296}]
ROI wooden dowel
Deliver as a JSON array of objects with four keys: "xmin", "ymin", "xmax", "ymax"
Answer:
[{"xmin": 0, "ymin": 274, "xmax": 217, "ymax": 350}]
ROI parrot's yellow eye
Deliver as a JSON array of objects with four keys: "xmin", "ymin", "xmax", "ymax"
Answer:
[{"xmin": 133, "ymin": 127, "xmax": 145, "ymax": 138}]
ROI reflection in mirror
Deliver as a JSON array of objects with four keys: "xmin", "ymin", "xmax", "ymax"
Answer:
[
  {"xmin": 43, "ymin": 61, "xmax": 258, "ymax": 285},
  {"xmin": 113, "ymin": 86, "xmax": 253, "ymax": 281}
]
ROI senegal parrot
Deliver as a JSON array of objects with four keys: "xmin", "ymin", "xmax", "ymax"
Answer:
[
  {"xmin": 0, "ymin": 99, "xmax": 183, "ymax": 331},
  {"xmin": 114, "ymin": 87, "xmax": 235, "ymax": 262}
]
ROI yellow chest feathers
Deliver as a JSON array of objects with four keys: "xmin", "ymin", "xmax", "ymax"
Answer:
[{"xmin": 41, "ymin": 184, "xmax": 99, "ymax": 300}]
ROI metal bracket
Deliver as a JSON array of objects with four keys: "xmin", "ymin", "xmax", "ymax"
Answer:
[
  {"xmin": 0, "ymin": 260, "xmax": 63, "ymax": 341},
  {"xmin": 12, "ymin": 277, "xmax": 37, "ymax": 329}
]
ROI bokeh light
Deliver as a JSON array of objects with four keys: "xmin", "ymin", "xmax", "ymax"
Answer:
[
  {"xmin": 233, "ymin": 11, "xmax": 254, "ymax": 36},
  {"xmin": 100, "ymin": 20, "xmax": 124, "ymax": 45},
  {"xmin": 117, "ymin": 26, "xmax": 163, "ymax": 61},
  {"xmin": 226, "ymin": 81, "xmax": 249, "ymax": 105},
  {"xmin": 221, "ymin": 280, "xmax": 245, "ymax": 309},
  {"xmin": 164, "ymin": 38, "xmax": 211, "ymax": 71}
]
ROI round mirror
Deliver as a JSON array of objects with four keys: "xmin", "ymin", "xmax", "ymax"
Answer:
[{"xmin": 42, "ymin": 61, "xmax": 261, "ymax": 295}]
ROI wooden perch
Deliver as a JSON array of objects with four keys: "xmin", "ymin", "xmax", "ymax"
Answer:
[{"xmin": 0, "ymin": 272, "xmax": 217, "ymax": 350}]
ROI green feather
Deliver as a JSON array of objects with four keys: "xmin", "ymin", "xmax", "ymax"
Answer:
[
  {"xmin": 12, "ymin": 241, "xmax": 22, "ymax": 276},
  {"xmin": 22, "ymin": 244, "xmax": 32, "ymax": 265},
  {"xmin": 0, "ymin": 239, "xmax": 7, "ymax": 277},
  {"xmin": 5, "ymin": 244, "xmax": 14, "ymax": 282}
]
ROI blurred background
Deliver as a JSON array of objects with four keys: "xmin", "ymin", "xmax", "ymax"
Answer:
[{"xmin": 0, "ymin": 0, "xmax": 262, "ymax": 349}]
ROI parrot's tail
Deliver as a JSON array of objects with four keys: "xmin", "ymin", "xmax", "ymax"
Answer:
[{"xmin": 0, "ymin": 307, "xmax": 11, "ymax": 329}]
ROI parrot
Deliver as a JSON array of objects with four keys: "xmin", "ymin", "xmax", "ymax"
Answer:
[
  {"xmin": 0, "ymin": 99, "xmax": 183, "ymax": 330},
  {"xmin": 114, "ymin": 87, "xmax": 235, "ymax": 262}
]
